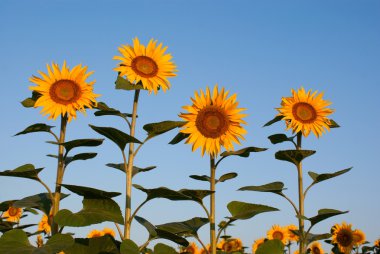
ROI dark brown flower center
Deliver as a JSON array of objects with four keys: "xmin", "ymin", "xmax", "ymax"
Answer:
[
  {"xmin": 131, "ymin": 56, "xmax": 158, "ymax": 78},
  {"xmin": 50, "ymin": 80, "xmax": 81, "ymax": 105},
  {"xmin": 273, "ymin": 231, "xmax": 284, "ymax": 240},
  {"xmin": 8, "ymin": 207, "xmax": 19, "ymax": 216},
  {"xmin": 312, "ymin": 246, "xmax": 321, "ymax": 254},
  {"xmin": 337, "ymin": 229, "xmax": 354, "ymax": 247},
  {"xmin": 292, "ymin": 102, "xmax": 317, "ymax": 123},
  {"xmin": 196, "ymin": 106, "xmax": 229, "ymax": 138}
]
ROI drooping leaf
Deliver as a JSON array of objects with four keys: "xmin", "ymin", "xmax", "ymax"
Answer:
[
  {"xmin": 54, "ymin": 198, "xmax": 124, "ymax": 227},
  {"xmin": 94, "ymin": 101, "xmax": 133, "ymax": 118},
  {"xmin": 0, "ymin": 164, "xmax": 43, "ymax": 181},
  {"xmin": 61, "ymin": 184, "xmax": 121, "ymax": 198},
  {"xmin": 65, "ymin": 153, "xmax": 98, "ymax": 166},
  {"xmin": 218, "ymin": 172, "xmax": 238, "ymax": 183},
  {"xmin": 64, "ymin": 235, "xmax": 119, "ymax": 254},
  {"xmin": 50, "ymin": 139, "xmax": 104, "ymax": 154},
  {"xmin": 308, "ymin": 168, "xmax": 352, "ymax": 184},
  {"xmin": 106, "ymin": 163, "xmax": 156, "ymax": 177},
  {"xmin": 89, "ymin": 125, "xmax": 142, "ymax": 151},
  {"xmin": 143, "ymin": 121, "xmax": 186, "ymax": 139},
  {"xmin": 220, "ymin": 146, "xmax": 267, "ymax": 158},
  {"xmin": 120, "ymin": 239, "xmax": 140, "ymax": 254},
  {"xmin": 268, "ymin": 134, "xmax": 293, "ymax": 144},
  {"xmin": 153, "ymin": 243, "xmax": 178, "ymax": 254},
  {"xmin": 239, "ymin": 182, "xmax": 285, "ymax": 194},
  {"xmin": 134, "ymin": 216, "xmax": 158, "ymax": 238},
  {"xmin": 328, "ymin": 119, "xmax": 340, "ymax": 128},
  {"xmin": 156, "ymin": 217, "xmax": 209, "ymax": 237},
  {"xmin": 0, "ymin": 229, "xmax": 35, "ymax": 254},
  {"xmin": 307, "ymin": 209, "xmax": 348, "ymax": 227},
  {"xmin": 13, "ymin": 193, "xmax": 69, "ymax": 216},
  {"xmin": 115, "ymin": 75, "xmax": 145, "ymax": 90},
  {"xmin": 133, "ymin": 184, "xmax": 192, "ymax": 202},
  {"xmin": 227, "ymin": 201, "xmax": 279, "ymax": 220},
  {"xmin": 263, "ymin": 115, "xmax": 284, "ymax": 127},
  {"xmin": 169, "ymin": 132, "xmax": 189, "ymax": 145},
  {"xmin": 178, "ymin": 189, "xmax": 213, "ymax": 204},
  {"xmin": 14, "ymin": 123, "xmax": 55, "ymax": 136},
  {"xmin": 256, "ymin": 239, "xmax": 284, "ymax": 254},
  {"xmin": 189, "ymin": 175, "xmax": 211, "ymax": 182},
  {"xmin": 275, "ymin": 150, "xmax": 316, "ymax": 165}
]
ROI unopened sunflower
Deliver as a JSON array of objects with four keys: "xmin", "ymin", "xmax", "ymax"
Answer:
[{"xmin": 179, "ymin": 85, "xmax": 247, "ymax": 156}]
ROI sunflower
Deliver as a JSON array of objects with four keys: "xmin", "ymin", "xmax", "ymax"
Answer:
[
  {"xmin": 218, "ymin": 238, "xmax": 243, "ymax": 252},
  {"xmin": 113, "ymin": 37, "xmax": 177, "ymax": 94},
  {"xmin": 179, "ymin": 85, "xmax": 247, "ymax": 156},
  {"xmin": 352, "ymin": 229, "xmax": 366, "ymax": 246},
  {"xmin": 332, "ymin": 222, "xmax": 355, "ymax": 254},
  {"xmin": 180, "ymin": 242, "xmax": 199, "ymax": 254},
  {"xmin": 308, "ymin": 241, "xmax": 324, "ymax": 254},
  {"xmin": 102, "ymin": 227, "xmax": 116, "ymax": 237},
  {"xmin": 87, "ymin": 229, "xmax": 104, "ymax": 238},
  {"xmin": 277, "ymin": 87, "xmax": 334, "ymax": 137},
  {"xmin": 252, "ymin": 237, "xmax": 265, "ymax": 253},
  {"xmin": 38, "ymin": 214, "xmax": 51, "ymax": 234},
  {"xmin": 29, "ymin": 61, "xmax": 99, "ymax": 121},
  {"xmin": 267, "ymin": 224, "xmax": 288, "ymax": 245},
  {"xmin": 2, "ymin": 206, "xmax": 22, "ymax": 223},
  {"xmin": 286, "ymin": 224, "xmax": 299, "ymax": 243},
  {"xmin": 199, "ymin": 244, "xmax": 211, "ymax": 254},
  {"xmin": 375, "ymin": 239, "xmax": 380, "ymax": 248}
]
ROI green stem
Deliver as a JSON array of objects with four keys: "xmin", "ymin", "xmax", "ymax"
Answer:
[
  {"xmin": 194, "ymin": 235, "xmax": 209, "ymax": 254},
  {"xmin": 296, "ymin": 132, "xmax": 305, "ymax": 254},
  {"xmin": 124, "ymin": 89, "xmax": 140, "ymax": 239},
  {"xmin": 210, "ymin": 155, "xmax": 216, "ymax": 254},
  {"xmin": 52, "ymin": 114, "xmax": 68, "ymax": 235}
]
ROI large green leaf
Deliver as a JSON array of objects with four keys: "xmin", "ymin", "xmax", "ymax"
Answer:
[
  {"xmin": 52, "ymin": 138, "xmax": 104, "ymax": 154},
  {"xmin": 14, "ymin": 123, "xmax": 55, "ymax": 136},
  {"xmin": 133, "ymin": 184, "xmax": 192, "ymax": 202},
  {"xmin": 307, "ymin": 209, "xmax": 348, "ymax": 227},
  {"xmin": 178, "ymin": 189, "xmax": 213, "ymax": 204},
  {"xmin": 275, "ymin": 150, "xmax": 316, "ymax": 165},
  {"xmin": 120, "ymin": 239, "xmax": 140, "ymax": 254},
  {"xmin": 94, "ymin": 101, "xmax": 132, "ymax": 118},
  {"xmin": 0, "ymin": 229, "xmax": 35, "ymax": 254},
  {"xmin": 153, "ymin": 243, "xmax": 178, "ymax": 254},
  {"xmin": 36, "ymin": 234, "xmax": 74, "ymax": 254},
  {"xmin": 54, "ymin": 198, "xmax": 124, "ymax": 227},
  {"xmin": 227, "ymin": 201, "xmax": 279, "ymax": 220},
  {"xmin": 218, "ymin": 172, "xmax": 238, "ymax": 183},
  {"xmin": 268, "ymin": 134, "xmax": 293, "ymax": 144},
  {"xmin": 263, "ymin": 115, "xmax": 284, "ymax": 127},
  {"xmin": 64, "ymin": 236, "xmax": 119, "ymax": 254},
  {"xmin": 14, "ymin": 193, "xmax": 69, "ymax": 217},
  {"xmin": 134, "ymin": 216, "xmax": 157, "ymax": 238},
  {"xmin": 0, "ymin": 164, "xmax": 43, "ymax": 181},
  {"xmin": 115, "ymin": 75, "xmax": 145, "ymax": 90},
  {"xmin": 106, "ymin": 163, "xmax": 156, "ymax": 177},
  {"xmin": 239, "ymin": 182, "xmax": 285, "ymax": 194},
  {"xmin": 220, "ymin": 146, "xmax": 267, "ymax": 158},
  {"xmin": 308, "ymin": 168, "xmax": 352, "ymax": 184},
  {"xmin": 61, "ymin": 184, "xmax": 121, "ymax": 198},
  {"xmin": 168, "ymin": 132, "xmax": 189, "ymax": 145},
  {"xmin": 143, "ymin": 121, "xmax": 186, "ymax": 139},
  {"xmin": 156, "ymin": 217, "xmax": 209, "ymax": 237},
  {"xmin": 89, "ymin": 125, "xmax": 142, "ymax": 151},
  {"xmin": 256, "ymin": 239, "xmax": 284, "ymax": 254}
]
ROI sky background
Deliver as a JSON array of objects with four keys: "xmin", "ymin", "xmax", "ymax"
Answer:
[{"xmin": 0, "ymin": 0, "xmax": 379, "ymax": 252}]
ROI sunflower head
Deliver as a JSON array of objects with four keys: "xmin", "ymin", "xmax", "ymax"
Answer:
[
  {"xmin": 286, "ymin": 224, "xmax": 299, "ymax": 243},
  {"xmin": 179, "ymin": 85, "xmax": 247, "ymax": 156},
  {"xmin": 267, "ymin": 224, "xmax": 289, "ymax": 245},
  {"xmin": 38, "ymin": 214, "xmax": 51, "ymax": 234},
  {"xmin": 277, "ymin": 87, "xmax": 334, "ymax": 138},
  {"xmin": 218, "ymin": 238, "xmax": 243, "ymax": 252},
  {"xmin": 29, "ymin": 61, "xmax": 99, "ymax": 121},
  {"xmin": 87, "ymin": 229, "xmax": 104, "ymax": 238},
  {"xmin": 2, "ymin": 206, "xmax": 23, "ymax": 223},
  {"xmin": 332, "ymin": 222, "xmax": 355, "ymax": 254},
  {"xmin": 375, "ymin": 239, "xmax": 380, "ymax": 248},
  {"xmin": 252, "ymin": 237, "xmax": 265, "ymax": 253},
  {"xmin": 102, "ymin": 227, "xmax": 116, "ymax": 237},
  {"xmin": 308, "ymin": 241, "xmax": 324, "ymax": 254},
  {"xmin": 114, "ymin": 37, "xmax": 177, "ymax": 94},
  {"xmin": 199, "ymin": 244, "xmax": 211, "ymax": 254},
  {"xmin": 352, "ymin": 229, "xmax": 366, "ymax": 246},
  {"xmin": 180, "ymin": 242, "xmax": 199, "ymax": 254}
]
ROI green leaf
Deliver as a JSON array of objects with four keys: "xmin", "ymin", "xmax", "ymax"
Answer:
[
  {"xmin": 106, "ymin": 163, "xmax": 156, "ymax": 177},
  {"xmin": 263, "ymin": 115, "xmax": 284, "ymax": 127},
  {"xmin": 239, "ymin": 182, "xmax": 285, "ymax": 194},
  {"xmin": 178, "ymin": 189, "xmax": 213, "ymax": 204},
  {"xmin": 14, "ymin": 193, "xmax": 69, "ymax": 216},
  {"xmin": 0, "ymin": 229, "xmax": 35, "ymax": 254},
  {"xmin": 65, "ymin": 153, "xmax": 98, "ymax": 166},
  {"xmin": 189, "ymin": 175, "xmax": 211, "ymax": 182},
  {"xmin": 143, "ymin": 121, "xmax": 186, "ymax": 139},
  {"xmin": 0, "ymin": 164, "xmax": 43, "ymax": 181},
  {"xmin": 308, "ymin": 168, "xmax": 352, "ymax": 184},
  {"xmin": 89, "ymin": 125, "xmax": 142, "ymax": 151},
  {"xmin": 133, "ymin": 184, "xmax": 193, "ymax": 202},
  {"xmin": 135, "ymin": 216, "xmax": 158, "ymax": 238},
  {"xmin": 328, "ymin": 119, "xmax": 340, "ymax": 128},
  {"xmin": 218, "ymin": 172, "xmax": 238, "ymax": 183},
  {"xmin": 169, "ymin": 132, "xmax": 189, "ymax": 145},
  {"xmin": 227, "ymin": 201, "xmax": 279, "ymax": 220},
  {"xmin": 115, "ymin": 75, "xmax": 145, "ymax": 90},
  {"xmin": 220, "ymin": 146, "xmax": 267, "ymax": 158},
  {"xmin": 275, "ymin": 150, "xmax": 316, "ymax": 165},
  {"xmin": 54, "ymin": 198, "xmax": 124, "ymax": 227},
  {"xmin": 61, "ymin": 184, "xmax": 121, "ymax": 198},
  {"xmin": 56, "ymin": 138, "xmax": 104, "ymax": 154},
  {"xmin": 14, "ymin": 123, "xmax": 55, "ymax": 136},
  {"xmin": 20, "ymin": 91, "xmax": 41, "ymax": 108},
  {"xmin": 256, "ymin": 239, "xmax": 284, "ymax": 254},
  {"xmin": 153, "ymin": 243, "xmax": 178, "ymax": 254},
  {"xmin": 156, "ymin": 217, "xmax": 209, "ymax": 237},
  {"xmin": 120, "ymin": 239, "xmax": 140, "ymax": 254},
  {"xmin": 268, "ymin": 134, "xmax": 293, "ymax": 144},
  {"xmin": 306, "ymin": 233, "xmax": 331, "ymax": 244},
  {"xmin": 39, "ymin": 234, "xmax": 74, "ymax": 254},
  {"xmin": 94, "ymin": 101, "xmax": 133, "ymax": 118},
  {"xmin": 307, "ymin": 209, "xmax": 348, "ymax": 227},
  {"xmin": 64, "ymin": 236, "xmax": 120, "ymax": 254}
]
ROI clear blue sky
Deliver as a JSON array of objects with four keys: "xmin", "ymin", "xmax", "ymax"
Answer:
[{"xmin": 1, "ymin": 0, "xmax": 379, "ymax": 252}]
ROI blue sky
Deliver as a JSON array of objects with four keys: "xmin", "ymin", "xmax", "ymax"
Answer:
[{"xmin": 1, "ymin": 0, "xmax": 379, "ymax": 252}]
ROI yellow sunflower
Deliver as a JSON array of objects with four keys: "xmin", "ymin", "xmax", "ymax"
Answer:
[
  {"xmin": 252, "ymin": 237, "xmax": 265, "ymax": 253},
  {"xmin": 308, "ymin": 241, "xmax": 324, "ymax": 254},
  {"xmin": 113, "ymin": 37, "xmax": 177, "ymax": 94},
  {"xmin": 218, "ymin": 238, "xmax": 243, "ymax": 252},
  {"xmin": 332, "ymin": 222, "xmax": 355, "ymax": 254},
  {"xmin": 286, "ymin": 224, "xmax": 299, "ymax": 243},
  {"xmin": 375, "ymin": 239, "xmax": 380, "ymax": 248},
  {"xmin": 29, "ymin": 61, "xmax": 99, "ymax": 121},
  {"xmin": 180, "ymin": 242, "xmax": 199, "ymax": 254},
  {"xmin": 2, "ymin": 206, "xmax": 22, "ymax": 223},
  {"xmin": 277, "ymin": 87, "xmax": 334, "ymax": 137},
  {"xmin": 267, "ymin": 224, "xmax": 289, "ymax": 245},
  {"xmin": 87, "ymin": 229, "xmax": 104, "ymax": 238},
  {"xmin": 179, "ymin": 85, "xmax": 247, "ymax": 156},
  {"xmin": 102, "ymin": 227, "xmax": 116, "ymax": 238},
  {"xmin": 199, "ymin": 244, "xmax": 211, "ymax": 254},
  {"xmin": 352, "ymin": 229, "xmax": 366, "ymax": 246},
  {"xmin": 38, "ymin": 214, "xmax": 51, "ymax": 234}
]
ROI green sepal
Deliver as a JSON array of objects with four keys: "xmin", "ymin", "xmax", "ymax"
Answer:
[
  {"xmin": 14, "ymin": 193, "xmax": 69, "ymax": 216},
  {"xmin": 227, "ymin": 201, "xmax": 279, "ymax": 220},
  {"xmin": 94, "ymin": 101, "xmax": 133, "ymax": 118},
  {"xmin": 307, "ymin": 209, "xmax": 348, "ymax": 227},
  {"xmin": 133, "ymin": 184, "xmax": 192, "ymax": 202},
  {"xmin": 239, "ymin": 181, "xmax": 286, "ymax": 195},
  {"xmin": 328, "ymin": 119, "xmax": 340, "ymax": 128},
  {"xmin": 89, "ymin": 125, "xmax": 142, "ymax": 151},
  {"xmin": 275, "ymin": 150, "xmax": 316, "ymax": 165},
  {"xmin": 115, "ymin": 75, "xmax": 146, "ymax": 90},
  {"xmin": 263, "ymin": 115, "xmax": 284, "ymax": 127},
  {"xmin": 220, "ymin": 146, "xmax": 267, "ymax": 158},
  {"xmin": 268, "ymin": 134, "xmax": 294, "ymax": 144},
  {"xmin": 61, "ymin": 184, "xmax": 121, "ymax": 198},
  {"xmin": 20, "ymin": 91, "xmax": 41, "ymax": 108},
  {"xmin": 156, "ymin": 217, "xmax": 209, "ymax": 237},
  {"xmin": 143, "ymin": 121, "xmax": 186, "ymax": 139},
  {"xmin": 14, "ymin": 123, "xmax": 55, "ymax": 136},
  {"xmin": 106, "ymin": 163, "xmax": 156, "ymax": 177},
  {"xmin": 169, "ymin": 132, "xmax": 189, "ymax": 145},
  {"xmin": 120, "ymin": 239, "xmax": 140, "ymax": 254},
  {"xmin": 0, "ymin": 164, "xmax": 43, "ymax": 181},
  {"xmin": 218, "ymin": 172, "xmax": 238, "ymax": 183},
  {"xmin": 308, "ymin": 168, "xmax": 352, "ymax": 185},
  {"xmin": 256, "ymin": 239, "xmax": 284, "ymax": 254}
]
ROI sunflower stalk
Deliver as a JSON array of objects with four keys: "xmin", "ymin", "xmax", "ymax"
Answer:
[
  {"xmin": 296, "ymin": 132, "xmax": 306, "ymax": 254},
  {"xmin": 52, "ymin": 114, "xmax": 68, "ymax": 235},
  {"xmin": 210, "ymin": 155, "xmax": 217, "ymax": 254}
]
